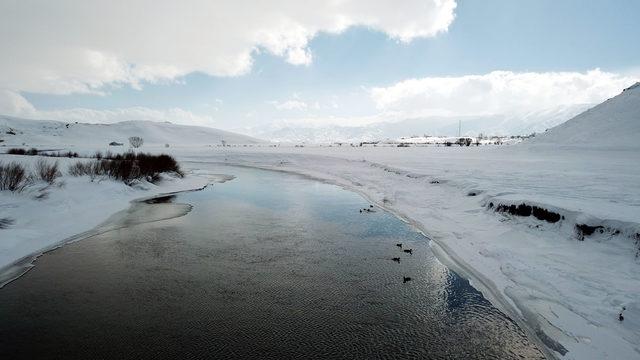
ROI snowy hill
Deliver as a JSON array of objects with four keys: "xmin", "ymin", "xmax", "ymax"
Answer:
[
  {"xmin": 528, "ymin": 83, "xmax": 640, "ymax": 148},
  {"xmin": 0, "ymin": 116, "xmax": 265, "ymax": 147}
]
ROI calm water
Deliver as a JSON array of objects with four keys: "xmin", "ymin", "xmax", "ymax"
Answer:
[{"xmin": 0, "ymin": 166, "xmax": 544, "ymax": 359}]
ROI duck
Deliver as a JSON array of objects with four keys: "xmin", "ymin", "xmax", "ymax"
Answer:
[
  {"xmin": 396, "ymin": 243, "xmax": 402, "ymax": 248},
  {"xmin": 392, "ymin": 257, "xmax": 401, "ymax": 263},
  {"xmin": 403, "ymin": 277, "xmax": 412, "ymax": 283},
  {"xmin": 403, "ymin": 249, "xmax": 413, "ymax": 255}
]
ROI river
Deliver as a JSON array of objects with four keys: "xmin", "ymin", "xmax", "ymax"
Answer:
[{"xmin": 0, "ymin": 166, "xmax": 543, "ymax": 359}]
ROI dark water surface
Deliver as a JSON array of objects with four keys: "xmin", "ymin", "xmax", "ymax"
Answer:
[{"xmin": 0, "ymin": 166, "xmax": 544, "ymax": 359}]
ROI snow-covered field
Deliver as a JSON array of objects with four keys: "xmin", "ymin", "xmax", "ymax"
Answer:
[{"xmin": 1, "ymin": 84, "xmax": 639, "ymax": 359}]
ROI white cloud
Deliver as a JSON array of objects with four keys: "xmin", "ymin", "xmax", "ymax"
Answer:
[
  {"xmin": 0, "ymin": 90, "xmax": 37, "ymax": 117},
  {"xmin": 0, "ymin": 90, "xmax": 215, "ymax": 127},
  {"xmin": 0, "ymin": 0, "xmax": 456, "ymax": 95},
  {"xmin": 370, "ymin": 69, "xmax": 638, "ymax": 118},
  {"xmin": 271, "ymin": 99, "xmax": 309, "ymax": 111}
]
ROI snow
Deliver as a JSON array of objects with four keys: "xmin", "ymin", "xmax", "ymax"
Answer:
[
  {"xmin": 176, "ymin": 144, "xmax": 640, "ymax": 360},
  {"xmin": 171, "ymin": 85, "xmax": 639, "ymax": 359},
  {"xmin": 1, "ymin": 117, "xmax": 263, "ymax": 285},
  {"xmin": 1, "ymin": 84, "xmax": 640, "ymax": 359},
  {"xmin": 0, "ymin": 154, "xmax": 234, "ymax": 287},
  {"xmin": 256, "ymin": 104, "xmax": 591, "ymax": 144},
  {"xmin": 527, "ymin": 82, "xmax": 640, "ymax": 149},
  {"xmin": 0, "ymin": 116, "xmax": 264, "ymax": 147}
]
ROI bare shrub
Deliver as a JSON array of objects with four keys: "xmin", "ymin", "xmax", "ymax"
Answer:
[
  {"xmin": 0, "ymin": 217, "xmax": 15, "ymax": 229},
  {"xmin": 39, "ymin": 151, "xmax": 79, "ymax": 158},
  {"xmin": 35, "ymin": 159, "xmax": 61, "ymax": 184},
  {"xmin": 68, "ymin": 162, "xmax": 87, "ymax": 177},
  {"xmin": 7, "ymin": 148, "xmax": 26, "ymax": 155},
  {"xmin": 129, "ymin": 136, "xmax": 144, "ymax": 149},
  {"xmin": 67, "ymin": 152, "xmax": 182, "ymax": 184},
  {"xmin": 68, "ymin": 161, "xmax": 103, "ymax": 181},
  {"xmin": 7, "ymin": 148, "xmax": 38, "ymax": 155},
  {"xmin": 0, "ymin": 162, "xmax": 31, "ymax": 191}
]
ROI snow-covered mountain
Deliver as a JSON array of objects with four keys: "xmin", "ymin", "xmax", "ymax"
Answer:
[
  {"xmin": 528, "ymin": 83, "xmax": 640, "ymax": 148},
  {"xmin": 256, "ymin": 104, "xmax": 591, "ymax": 143},
  {"xmin": 0, "ymin": 116, "xmax": 265, "ymax": 147}
]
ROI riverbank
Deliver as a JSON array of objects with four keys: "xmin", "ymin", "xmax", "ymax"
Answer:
[
  {"xmin": 179, "ymin": 145, "xmax": 640, "ymax": 360},
  {"xmin": 0, "ymin": 153, "xmax": 226, "ymax": 286}
]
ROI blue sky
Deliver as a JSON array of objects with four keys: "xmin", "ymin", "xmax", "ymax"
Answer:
[{"xmin": 2, "ymin": 0, "xmax": 639, "ymax": 136}]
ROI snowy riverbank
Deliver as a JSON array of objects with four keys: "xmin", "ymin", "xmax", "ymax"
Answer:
[
  {"xmin": 178, "ymin": 144, "xmax": 640, "ymax": 360},
  {"xmin": 0, "ymin": 153, "xmax": 225, "ymax": 286}
]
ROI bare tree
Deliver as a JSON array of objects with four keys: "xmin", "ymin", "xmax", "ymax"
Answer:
[{"xmin": 129, "ymin": 136, "xmax": 144, "ymax": 149}]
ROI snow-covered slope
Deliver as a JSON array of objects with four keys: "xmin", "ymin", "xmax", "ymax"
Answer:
[
  {"xmin": 0, "ymin": 116, "xmax": 265, "ymax": 147},
  {"xmin": 528, "ymin": 83, "xmax": 640, "ymax": 148}
]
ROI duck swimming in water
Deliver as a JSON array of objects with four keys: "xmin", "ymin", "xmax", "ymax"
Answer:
[{"xmin": 403, "ymin": 249, "xmax": 413, "ymax": 255}]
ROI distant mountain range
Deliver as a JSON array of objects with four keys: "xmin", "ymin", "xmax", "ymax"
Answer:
[
  {"xmin": 253, "ymin": 104, "xmax": 592, "ymax": 143},
  {"xmin": 4, "ymin": 83, "xmax": 637, "ymax": 148}
]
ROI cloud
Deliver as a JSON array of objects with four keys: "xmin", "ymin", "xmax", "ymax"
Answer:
[
  {"xmin": 253, "ymin": 70, "xmax": 638, "ymax": 140},
  {"xmin": 271, "ymin": 99, "xmax": 309, "ymax": 111},
  {"xmin": 0, "ymin": 90, "xmax": 37, "ymax": 117},
  {"xmin": 370, "ymin": 69, "xmax": 638, "ymax": 118},
  {"xmin": 0, "ymin": 0, "xmax": 456, "ymax": 95},
  {"xmin": 0, "ymin": 91, "xmax": 215, "ymax": 126}
]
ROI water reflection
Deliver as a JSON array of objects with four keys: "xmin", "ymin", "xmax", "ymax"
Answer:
[{"xmin": 0, "ymin": 166, "xmax": 544, "ymax": 359}]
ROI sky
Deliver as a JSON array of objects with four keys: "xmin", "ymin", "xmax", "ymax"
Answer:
[{"xmin": 1, "ymin": 0, "xmax": 639, "ymax": 139}]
